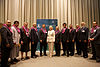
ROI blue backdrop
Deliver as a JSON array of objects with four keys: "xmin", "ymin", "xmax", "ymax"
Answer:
[{"xmin": 36, "ymin": 19, "xmax": 58, "ymax": 51}]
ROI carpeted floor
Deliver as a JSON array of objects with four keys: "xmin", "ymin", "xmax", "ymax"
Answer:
[{"xmin": 11, "ymin": 51, "xmax": 100, "ymax": 67}]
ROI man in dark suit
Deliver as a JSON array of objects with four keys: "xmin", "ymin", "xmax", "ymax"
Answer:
[
  {"xmin": 0, "ymin": 20, "xmax": 13, "ymax": 67},
  {"xmin": 61, "ymin": 23, "xmax": 69, "ymax": 57},
  {"xmin": 75, "ymin": 24, "xmax": 81, "ymax": 55},
  {"xmin": 39, "ymin": 24, "xmax": 47, "ymax": 56},
  {"xmin": 69, "ymin": 24, "xmax": 76, "ymax": 56},
  {"xmin": 90, "ymin": 22, "xmax": 98, "ymax": 60},
  {"xmin": 54, "ymin": 26, "xmax": 61, "ymax": 56},
  {"xmin": 80, "ymin": 22, "xmax": 89, "ymax": 58},
  {"xmin": 20, "ymin": 22, "xmax": 30, "ymax": 60},
  {"xmin": 30, "ymin": 23, "xmax": 39, "ymax": 58},
  {"xmin": 90, "ymin": 24, "xmax": 100, "ymax": 62}
]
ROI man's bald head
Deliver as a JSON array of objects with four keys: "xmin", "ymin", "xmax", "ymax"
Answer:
[
  {"xmin": 93, "ymin": 22, "xmax": 97, "ymax": 27},
  {"xmin": 24, "ymin": 22, "xmax": 28, "ymax": 27},
  {"xmin": 33, "ymin": 23, "xmax": 37, "ymax": 28},
  {"xmin": 5, "ymin": 20, "xmax": 11, "ymax": 27},
  {"xmin": 42, "ymin": 24, "xmax": 45, "ymax": 28},
  {"xmin": 76, "ymin": 24, "xmax": 80, "ymax": 28}
]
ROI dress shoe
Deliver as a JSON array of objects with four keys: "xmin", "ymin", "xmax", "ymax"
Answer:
[
  {"xmin": 84, "ymin": 56, "xmax": 88, "ymax": 58},
  {"xmin": 32, "ymin": 56, "xmax": 37, "ymax": 58},
  {"xmin": 61, "ymin": 53, "xmax": 66, "ymax": 56},
  {"xmin": 70, "ymin": 53, "xmax": 74, "ymax": 56},
  {"xmin": 89, "ymin": 57, "xmax": 96, "ymax": 60},
  {"xmin": 96, "ymin": 59, "xmax": 100, "ymax": 62},
  {"xmin": 40, "ymin": 55, "xmax": 43, "ymax": 57},
  {"xmin": 25, "ymin": 56, "xmax": 30, "ymax": 60},
  {"xmin": 21, "ymin": 57, "xmax": 24, "ymax": 61},
  {"xmin": 53, "ymin": 54, "xmax": 57, "ymax": 56},
  {"xmin": 14, "ymin": 58, "xmax": 20, "ymax": 62},
  {"xmin": 10, "ymin": 60, "xmax": 16, "ymax": 64},
  {"xmin": 67, "ymin": 55, "xmax": 69, "ymax": 57},
  {"xmin": 44, "ymin": 54, "xmax": 47, "ymax": 56}
]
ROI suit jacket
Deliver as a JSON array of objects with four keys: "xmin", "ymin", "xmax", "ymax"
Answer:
[
  {"xmin": 90, "ymin": 27, "xmax": 97, "ymax": 38},
  {"xmin": 75, "ymin": 28, "xmax": 81, "ymax": 41},
  {"xmin": 30, "ymin": 28, "xmax": 39, "ymax": 43},
  {"xmin": 90, "ymin": 27, "xmax": 100, "ymax": 44},
  {"xmin": 0, "ymin": 32, "xmax": 1, "ymax": 46},
  {"xmin": 55, "ymin": 32, "xmax": 61, "ymax": 43},
  {"xmin": 39, "ymin": 29, "xmax": 47, "ymax": 42},
  {"xmin": 0, "ymin": 26, "xmax": 13, "ymax": 49},
  {"xmin": 69, "ymin": 29, "xmax": 76, "ymax": 42},
  {"xmin": 20, "ymin": 28, "xmax": 30, "ymax": 45},
  {"xmin": 80, "ymin": 27, "xmax": 89, "ymax": 42},
  {"xmin": 61, "ymin": 28, "xmax": 69, "ymax": 42}
]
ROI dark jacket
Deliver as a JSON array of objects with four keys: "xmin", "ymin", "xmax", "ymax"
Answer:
[
  {"xmin": 20, "ymin": 28, "xmax": 30, "ymax": 45},
  {"xmin": 39, "ymin": 29, "xmax": 47, "ymax": 42},
  {"xmin": 30, "ymin": 29, "xmax": 39, "ymax": 43},
  {"xmin": 75, "ymin": 29, "xmax": 81, "ymax": 41},
  {"xmin": 69, "ymin": 29, "xmax": 76, "ymax": 42},
  {"xmin": 90, "ymin": 27, "xmax": 100, "ymax": 44},
  {"xmin": 0, "ymin": 26, "xmax": 13, "ymax": 49},
  {"xmin": 55, "ymin": 32, "xmax": 61, "ymax": 43},
  {"xmin": 80, "ymin": 27, "xmax": 89, "ymax": 42},
  {"xmin": 61, "ymin": 28, "xmax": 69, "ymax": 42}
]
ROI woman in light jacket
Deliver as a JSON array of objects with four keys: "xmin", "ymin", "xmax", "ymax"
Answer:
[{"xmin": 47, "ymin": 26, "xmax": 55, "ymax": 57}]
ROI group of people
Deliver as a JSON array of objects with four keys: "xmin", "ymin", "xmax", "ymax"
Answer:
[{"xmin": 0, "ymin": 20, "xmax": 100, "ymax": 67}]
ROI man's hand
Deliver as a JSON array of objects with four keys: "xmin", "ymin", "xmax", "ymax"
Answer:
[
  {"xmin": 32, "ymin": 42, "xmax": 34, "ymax": 44},
  {"xmin": 6, "ymin": 44, "xmax": 10, "ymax": 47},
  {"xmin": 79, "ymin": 40, "xmax": 81, "ymax": 42},
  {"xmin": 90, "ymin": 38, "xmax": 94, "ymax": 41},
  {"xmin": 84, "ymin": 40, "xmax": 87, "ymax": 43},
  {"xmin": 40, "ymin": 40, "xmax": 42, "ymax": 43},
  {"xmin": 59, "ymin": 42, "xmax": 61, "ymax": 44},
  {"xmin": 72, "ymin": 40, "xmax": 74, "ymax": 42},
  {"xmin": 67, "ymin": 40, "xmax": 69, "ymax": 43},
  {"xmin": 21, "ymin": 41, "xmax": 23, "ymax": 45}
]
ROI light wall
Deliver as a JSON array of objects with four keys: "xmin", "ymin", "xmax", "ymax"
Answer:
[{"xmin": 0, "ymin": 0, "xmax": 100, "ymax": 29}]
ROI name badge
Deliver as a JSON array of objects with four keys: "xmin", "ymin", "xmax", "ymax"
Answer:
[
  {"xmin": 94, "ymin": 30, "xmax": 96, "ymax": 32},
  {"xmin": 82, "ymin": 30, "xmax": 85, "ymax": 32},
  {"xmin": 26, "ymin": 32, "xmax": 29, "ymax": 37}
]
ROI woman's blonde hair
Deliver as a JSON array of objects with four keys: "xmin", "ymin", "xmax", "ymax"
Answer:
[{"xmin": 49, "ymin": 25, "xmax": 53, "ymax": 30}]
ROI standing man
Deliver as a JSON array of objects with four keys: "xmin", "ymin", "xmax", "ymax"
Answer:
[
  {"xmin": 69, "ymin": 24, "xmax": 76, "ymax": 56},
  {"xmin": 90, "ymin": 25, "xmax": 100, "ymax": 62},
  {"xmin": 10, "ymin": 21, "xmax": 20, "ymax": 64},
  {"xmin": 20, "ymin": 22, "xmax": 30, "ymax": 60},
  {"xmin": 61, "ymin": 23, "xmax": 69, "ymax": 57},
  {"xmin": 75, "ymin": 24, "xmax": 81, "ymax": 55},
  {"xmin": 80, "ymin": 22, "xmax": 89, "ymax": 58},
  {"xmin": 30, "ymin": 23, "xmax": 39, "ymax": 58},
  {"xmin": 0, "ymin": 20, "xmax": 13, "ymax": 67},
  {"xmin": 39, "ymin": 24, "xmax": 47, "ymax": 56},
  {"xmin": 90, "ymin": 22, "xmax": 99, "ymax": 60},
  {"xmin": 54, "ymin": 26, "xmax": 61, "ymax": 56},
  {"xmin": 90, "ymin": 22, "xmax": 99, "ymax": 62}
]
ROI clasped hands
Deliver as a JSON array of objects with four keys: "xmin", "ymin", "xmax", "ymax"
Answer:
[{"xmin": 89, "ymin": 38, "xmax": 94, "ymax": 41}]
